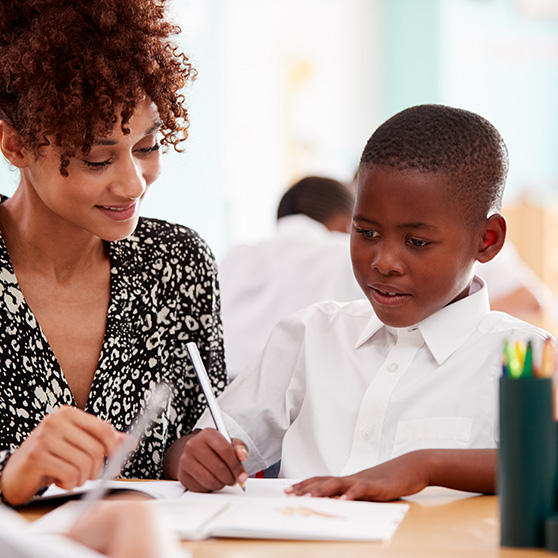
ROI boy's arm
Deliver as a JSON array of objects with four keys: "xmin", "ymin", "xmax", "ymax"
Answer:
[
  {"xmin": 286, "ymin": 448, "xmax": 496, "ymax": 501},
  {"xmin": 168, "ymin": 310, "xmax": 309, "ymax": 492}
]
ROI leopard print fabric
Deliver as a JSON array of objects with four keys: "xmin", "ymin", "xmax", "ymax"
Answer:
[{"xmin": 0, "ymin": 204, "xmax": 227, "ymax": 481}]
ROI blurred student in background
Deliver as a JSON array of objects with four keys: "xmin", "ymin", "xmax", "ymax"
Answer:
[
  {"xmin": 219, "ymin": 176, "xmax": 363, "ymax": 381},
  {"xmin": 476, "ymin": 241, "xmax": 554, "ymax": 325}
]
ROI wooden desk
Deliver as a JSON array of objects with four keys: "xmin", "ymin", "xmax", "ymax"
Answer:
[{"xmin": 21, "ymin": 487, "xmax": 556, "ymax": 557}]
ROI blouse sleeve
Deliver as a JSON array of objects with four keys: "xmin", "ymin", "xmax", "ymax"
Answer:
[{"xmin": 162, "ymin": 229, "xmax": 227, "ymax": 454}]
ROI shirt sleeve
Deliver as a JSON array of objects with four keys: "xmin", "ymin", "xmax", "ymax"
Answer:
[{"xmin": 195, "ymin": 308, "xmax": 310, "ymax": 475}]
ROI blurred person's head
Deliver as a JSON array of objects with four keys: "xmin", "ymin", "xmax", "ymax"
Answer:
[{"xmin": 277, "ymin": 176, "xmax": 355, "ymax": 233}]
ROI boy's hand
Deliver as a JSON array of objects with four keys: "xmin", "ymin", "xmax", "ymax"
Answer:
[
  {"xmin": 285, "ymin": 451, "xmax": 431, "ymax": 501},
  {"xmin": 1, "ymin": 406, "xmax": 126, "ymax": 506},
  {"xmin": 176, "ymin": 428, "xmax": 248, "ymax": 492},
  {"xmin": 285, "ymin": 449, "xmax": 497, "ymax": 501}
]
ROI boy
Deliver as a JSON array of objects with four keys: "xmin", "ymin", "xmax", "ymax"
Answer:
[{"xmin": 166, "ymin": 105, "xmax": 556, "ymax": 500}]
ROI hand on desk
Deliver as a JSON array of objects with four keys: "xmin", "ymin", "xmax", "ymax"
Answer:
[
  {"xmin": 287, "ymin": 451, "xmax": 432, "ymax": 501},
  {"xmin": 174, "ymin": 428, "xmax": 248, "ymax": 492},
  {"xmin": 286, "ymin": 449, "xmax": 497, "ymax": 501},
  {"xmin": 1, "ymin": 405, "xmax": 126, "ymax": 506}
]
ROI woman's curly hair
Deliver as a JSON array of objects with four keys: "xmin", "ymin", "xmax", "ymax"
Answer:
[{"xmin": 0, "ymin": 0, "xmax": 195, "ymax": 175}]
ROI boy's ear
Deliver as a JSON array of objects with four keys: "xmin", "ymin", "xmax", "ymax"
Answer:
[
  {"xmin": 476, "ymin": 213, "xmax": 507, "ymax": 264},
  {"xmin": 0, "ymin": 120, "xmax": 30, "ymax": 168}
]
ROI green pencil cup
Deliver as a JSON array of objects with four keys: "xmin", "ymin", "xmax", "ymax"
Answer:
[{"xmin": 499, "ymin": 376, "xmax": 557, "ymax": 548}]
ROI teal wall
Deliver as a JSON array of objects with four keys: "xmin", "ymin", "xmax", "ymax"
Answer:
[
  {"xmin": 383, "ymin": 0, "xmax": 442, "ymax": 119},
  {"xmin": 380, "ymin": 0, "xmax": 558, "ymax": 202}
]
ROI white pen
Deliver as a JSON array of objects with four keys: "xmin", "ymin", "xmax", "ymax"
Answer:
[
  {"xmin": 186, "ymin": 341, "xmax": 246, "ymax": 491},
  {"xmin": 71, "ymin": 383, "xmax": 172, "ymax": 526}
]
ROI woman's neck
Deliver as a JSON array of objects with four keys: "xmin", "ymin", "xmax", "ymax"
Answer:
[{"xmin": 0, "ymin": 188, "xmax": 108, "ymax": 282}]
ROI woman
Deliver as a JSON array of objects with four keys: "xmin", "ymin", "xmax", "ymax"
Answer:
[{"xmin": 0, "ymin": 0, "xmax": 226, "ymax": 505}]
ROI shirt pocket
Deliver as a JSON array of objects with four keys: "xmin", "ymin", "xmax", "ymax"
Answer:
[{"xmin": 391, "ymin": 417, "xmax": 472, "ymax": 459}]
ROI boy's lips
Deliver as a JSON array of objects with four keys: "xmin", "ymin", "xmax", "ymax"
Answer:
[{"xmin": 369, "ymin": 284, "xmax": 411, "ymax": 306}]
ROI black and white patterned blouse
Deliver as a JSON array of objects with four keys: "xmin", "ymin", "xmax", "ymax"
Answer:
[{"xmin": 0, "ymin": 202, "xmax": 227, "ymax": 481}]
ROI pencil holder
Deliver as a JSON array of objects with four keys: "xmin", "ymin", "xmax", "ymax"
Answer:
[{"xmin": 499, "ymin": 376, "xmax": 557, "ymax": 548}]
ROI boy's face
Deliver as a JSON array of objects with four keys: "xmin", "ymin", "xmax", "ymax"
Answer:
[{"xmin": 351, "ymin": 166, "xmax": 484, "ymax": 328}]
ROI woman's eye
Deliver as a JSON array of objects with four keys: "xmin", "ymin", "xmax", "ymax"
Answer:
[
  {"xmin": 84, "ymin": 160, "xmax": 111, "ymax": 169},
  {"xmin": 138, "ymin": 144, "xmax": 160, "ymax": 154}
]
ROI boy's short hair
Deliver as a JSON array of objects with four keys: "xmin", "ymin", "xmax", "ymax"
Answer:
[
  {"xmin": 277, "ymin": 176, "xmax": 355, "ymax": 225},
  {"xmin": 359, "ymin": 104, "xmax": 509, "ymax": 224}
]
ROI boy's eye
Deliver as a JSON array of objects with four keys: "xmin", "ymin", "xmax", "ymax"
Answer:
[
  {"xmin": 408, "ymin": 238, "xmax": 429, "ymax": 247},
  {"xmin": 356, "ymin": 228, "xmax": 378, "ymax": 239}
]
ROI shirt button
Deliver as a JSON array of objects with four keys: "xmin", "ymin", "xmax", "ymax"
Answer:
[
  {"xmin": 361, "ymin": 427, "xmax": 375, "ymax": 440},
  {"xmin": 387, "ymin": 362, "xmax": 399, "ymax": 373}
]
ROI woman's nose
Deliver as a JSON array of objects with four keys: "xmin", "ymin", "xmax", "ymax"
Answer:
[{"xmin": 110, "ymin": 156, "xmax": 147, "ymax": 199}]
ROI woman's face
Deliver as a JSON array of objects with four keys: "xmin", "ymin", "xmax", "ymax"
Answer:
[{"xmin": 19, "ymin": 97, "xmax": 162, "ymax": 242}]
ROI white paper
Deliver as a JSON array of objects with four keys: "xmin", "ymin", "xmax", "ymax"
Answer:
[
  {"xmin": 33, "ymin": 478, "xmax": 409, "ymax": 542},
  {"xmin": 155, "ymin": 479, "xmax": 409, "ymax": 541},
  {"xmin": 179, "ymin": 477, "xmax": 295, "ymax": 501},
  {"xmin": 39, "ymin": 479, "xmax": 186, "ymax": 502},
  {"xmin": 208, "ymin": 496, "xmax": 409, "ymax": 541}
]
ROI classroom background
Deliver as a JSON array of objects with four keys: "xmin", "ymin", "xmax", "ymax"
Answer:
[{"xmin": 1, "ymin": 0, "xmax": 557, "ymax": 329}]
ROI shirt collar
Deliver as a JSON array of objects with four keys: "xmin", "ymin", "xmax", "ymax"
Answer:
[{"xmin": 355, "ymin": 276, "xmax": 491, "ymax": 364}]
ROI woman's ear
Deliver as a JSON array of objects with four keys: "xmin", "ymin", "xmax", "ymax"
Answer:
[
  {"xmin": 0, "ymin": 120, "xmax": 30, "ymax": 168},
  {"xmin": 477, "ymin": 213, "xmax": 507, "ymax": 264}
]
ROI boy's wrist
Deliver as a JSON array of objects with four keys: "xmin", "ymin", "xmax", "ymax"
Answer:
[
  {"xmin": 418, "ymin": 449, "xmax": 443, "ymax": 487},
  {"xmin": 163, "ymin": 430, "xmax": 201, "ymax": 480}
]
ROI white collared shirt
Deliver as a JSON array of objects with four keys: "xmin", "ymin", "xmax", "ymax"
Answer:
[
  {"xmin": 218, "ymin": 215, "xmax": 363, "ymax": 380},
  {"xmin": 196, "ymin": 277, "xmax": 555, "ymax": 478}
]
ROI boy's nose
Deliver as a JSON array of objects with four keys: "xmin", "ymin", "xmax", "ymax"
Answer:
[{"xmin": 370, "ymin": 244, "xmax": 403, "ymax": 275}]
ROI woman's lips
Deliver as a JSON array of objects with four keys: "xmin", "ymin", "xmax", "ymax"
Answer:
[{"xmin": 97, "ymin": 202, "xmax": 137, "ymax": 221}]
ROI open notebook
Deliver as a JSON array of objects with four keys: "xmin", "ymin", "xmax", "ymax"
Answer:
[{"xmin": 30, "ymin": 479, "xmax": 409, "ymax": 542}]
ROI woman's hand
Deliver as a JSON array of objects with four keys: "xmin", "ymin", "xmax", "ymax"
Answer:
[{"xmin": 0, "ymin": 405, "xmax": 126, "ymax": 506}]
